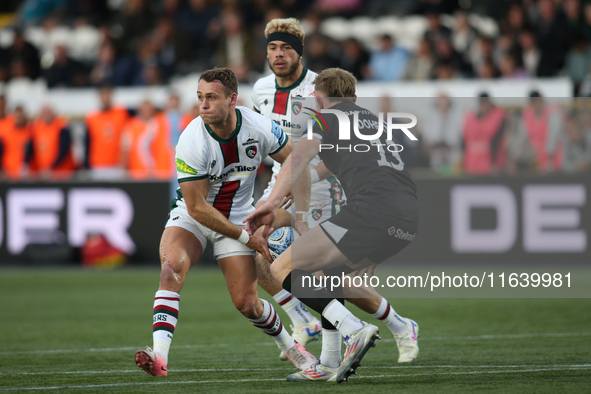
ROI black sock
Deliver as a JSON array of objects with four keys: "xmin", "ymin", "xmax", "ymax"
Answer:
[{"xmin": 282, "ymin": 270, "xmax": 344, "ymax": 317}]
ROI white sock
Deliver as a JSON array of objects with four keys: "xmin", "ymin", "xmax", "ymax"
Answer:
[
  {"xmin": 320, "ymin": 329, "xmax": 342, "ymax": 368},
  {"xmin": 273, "ymin": 289, "xmax": 314, "ymax": 324},
  {"xmin": 322, "ymin": 299, "xmax": 364, "ymax": 338},
  {"xmin": 152, "ymin": 290, "xmax": 180, "ymax": 365},
  {"xmin": 372, "ymin": 298, "xmax": 408, "ymax": 335},
  {"xmin": 249, "ymin": 299, "xmax": 295, "ymax": 353}
]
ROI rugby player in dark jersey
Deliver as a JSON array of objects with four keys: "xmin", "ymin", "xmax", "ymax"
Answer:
[{"xmin": 245, "ymin": 68, "xmax": 419, "ymax": 383}]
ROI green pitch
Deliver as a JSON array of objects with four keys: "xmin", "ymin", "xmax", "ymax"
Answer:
[{"xmin": 1, "ymin": 268, "xmax": 590, "ymax": 393}]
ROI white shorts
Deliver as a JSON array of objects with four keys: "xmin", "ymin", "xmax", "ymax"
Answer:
[
  {"xmin": 165, "ymin": 206, "xmax": 255, "ymax": 260},
  {"xmin": 259, "ymin": 174, "xmax": 344, "ymax": 229}
]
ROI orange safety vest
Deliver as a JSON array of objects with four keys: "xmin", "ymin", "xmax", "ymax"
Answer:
[
  {"xmin": 462, "ymin": 107, "xmax": 506, "ymax": 175},
  {"xmin": 0, "ymin": 117, "xmax": 33, "ymax": 180},
  {"xmin": 522, "ymin": 105, "xmax": 562, "ymax": 171},
  {"xmin": 181, "ymin": 113, "xmax": 195, "ymax": 130},
  {"xmin": 85, "ymin": 106, "xmax": 129, "ymax": 168},
  {"xmin": 31, "ymin": 116, "xmax": 77, "ymax": 179},
  {"xmin": 123, "ymin": 113, "xmax": 173, "ymax": 179}
]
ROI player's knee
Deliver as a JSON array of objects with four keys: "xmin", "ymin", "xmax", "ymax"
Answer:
[
  {"xmin": 233, "ymin": 295, "xmax": 258, "ymax": 319},
  {"xmin": 160, "ymin": 256, "xmax": 188, "ymax": 286}
]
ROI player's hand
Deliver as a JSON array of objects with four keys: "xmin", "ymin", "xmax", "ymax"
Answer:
[
  {"xmin": 294, "ymin": 221, "xmax": 309, "ymax": 236},
  {"xmin": 244, "ymin": 201, "xmax": 276, "ymax": 238},
  {"xmin": 281, "ymin": 191, "xmax": 293, "ymax": 209},
  {"xmin": 246, "ymin": 232, "xmax": 273, "ymax": 263},
  {"xmin": 354, "ymin": 264, "xmax": 377, "ymax": 278}
]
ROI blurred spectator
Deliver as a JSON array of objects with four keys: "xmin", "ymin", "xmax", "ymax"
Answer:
[
  {"xmin": 89, "ymin": 42, "xmax": 117, "ymax": 86},
  {"xmin": 0, "ymin": 95, "xmax": 12, "ymax": 126},
  {"xmin": 535, "ymin": 0, "xmax": 568, "ymax": 76},
  {"xmin": 177, "ymin": 0, "xmax": 221, "ymax": 67},
  {"xmin": 43, "ymin": 45, "xmax": 89, "ymax": 88},
  {"xmin": 63, "ymin": 0, "xmax": 110, "ymax": 26},
  {"xmin": 423, "ymin": 12, "xmax": 451, "ymax": 54},
  {"xmin": 114, "ymin": 0, "xmax": 155, "ymax": 55},
  {"xmin": 216, "ymin": 11, "xmax": 255, "ymax": 75},
  {"xmin": 433, "ymin": 38, "xmax": 470, "ymax": 76},
  {"xmin": 470, "ymin": 36, "xmax": 495, "ymax": 72},
  {"xmin": 476, "ymin": 59, "xmax": 498, "ymax": 79},
  {"xmin": 152, "ymin": 18, "xmax": 192, "ymax": 78},
  {"xmin": 500, "ymin": 3, "xmax": 530, "ymax": 39},
  {"xmin": 368, "ymin": 34, "xmax": 410, "ymax": 81},
  {"xmin": 433, "ymin": 61, "xmax": 460, "ymax": 80},
  {"xmin": 562, "ymin": 110, "xmax": 591, "ymax": 172},
  {"xmin": 563, "ymin": 0, "xmax": 584, "ymax": 47},
  {"xmin": 498, "ymin": 53, "xmax": 528, "ymax": 79},
  {"xmin": 581, "ymin": 3, "xmax": 591, "ymax": 43},
  {"xmin": 6, "ymin": 28, "xmax": 41, "ymax": 80},
  {"xmin": 564, "ymin": 37, "xmax": 591, "ymax": 95},
  {"xmin": 19, "ymin": 0, "xmax": 65, "ymax": 25},
  {"xmin": 404, "ymin": 38, "xmax": 434, "ymax": 80},
  {"xmin": 451, "ymin": 11, "xmax": 478, "ymax": 71},
  {"xmin": 514, "ymin": 91, "xmax": 562, "ymax": 172},
  {"xmin": 120, "ymin": 100, "xmax": 173, "ymax": 180},
  {"xmin": 518, "ymin": 30, "xmax": 541, "ymax": 76},
  {"xmin": 84, "ymin": 85, "xmax": 129, "ymax": 179},
  {"xmin": 462, "ymin": 93, "xmax": 506, "ymax": 175},
  {"xmin": 314, "ymin": 0, "xmax": 362, "ymax": 18},
  {"xmin": 338, "ymin": 38, "xmax": 369, "ymax": 81},
  {"xmin": 305, "ymin": 34, "xmax": 339, "ymax": 74},
  {"xmin": 421, "ymin": 94, "xmax": 462, "ymax": 174},
  {"xmin": 0, "ymin": 105, "xmax": 33, "ymax": 180},
  {"xmin": 31, "ymin": 104, "xmax": 77, "ymax": 179}
]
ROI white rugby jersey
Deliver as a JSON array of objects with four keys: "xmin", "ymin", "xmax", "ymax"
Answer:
[
  {"xmin": 252, "ymin": 68, "xmax": 321, "ymax": 173},
  {"xmin": 174, "ymin": 106, "xmax": 288, "ymax": 225}
]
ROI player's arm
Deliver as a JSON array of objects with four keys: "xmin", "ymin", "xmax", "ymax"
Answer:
[
  {"xmin": 270, "ymin": 138, "xmax": 311, "ymax": 233},
  {"xmin": 181, "ymin": 178, "xmax": 272, "ymax": 261},
  {"xmin": 311, "ymin": 161, "xmax": 332, "ymax": 183},
  {"xmin": 245, "ymin": 137, "xmax": 320, "ymax": 237}
]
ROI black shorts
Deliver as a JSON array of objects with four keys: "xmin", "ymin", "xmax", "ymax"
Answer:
[{"xmin": 320, "ymin": 204, "xmax": 418, "ymax": 270}]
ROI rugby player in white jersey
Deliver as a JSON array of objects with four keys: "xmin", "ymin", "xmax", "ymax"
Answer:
[
  {"xmin": 251, "ymin": 18, "xmax": 419, "ymax": 372},
  {"xmin": 134, "ymin": 68, "xmax": 316, "ymax": 376}
]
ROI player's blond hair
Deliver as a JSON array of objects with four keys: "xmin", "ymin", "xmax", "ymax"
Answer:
[
  {"xmin": 264, "ymin": 18, "xmax": 305, "ymax": 42},
  {"xmin": 314, "ymin": 68, "xmax": 356, "ymax": 102}
]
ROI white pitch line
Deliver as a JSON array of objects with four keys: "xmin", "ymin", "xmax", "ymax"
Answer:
[
  {"xmin": 2, "ymin": 332, "xmax": 589, "ymax": 356},
  {"xmin": 2, "ymin": 364, "xmax": 591, "ymax": 376},
  {"xmin": 1, "ymin": 366, "xmax": 590, "ymax": 392}
]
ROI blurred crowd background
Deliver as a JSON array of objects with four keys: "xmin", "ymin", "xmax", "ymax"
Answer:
[{"xmin": 0, "ymin": 0, "xmax": 590, "ymax": 183}]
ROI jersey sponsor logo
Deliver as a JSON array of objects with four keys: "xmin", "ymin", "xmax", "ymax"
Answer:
[
  {"xmin": 311, "ymin": 208, "xmax": 322, "ymax": 221},
  {"xmin": 211, "ymin": 160, "xmax": 216, "ymax": 168},
  {"xmin": 292, "ymin": 101, "xmax": 302, "ymax": 115},
  {"xmin": 245, "ymin": 145, "xmax": 257, "ymax": 159},
  {"xmin": 388, "ymin": 226, "xmax": 416, "ymax": 241},
  {"xmin": 172, "ymin": 216, "xmax": 180, "ymax": 221},
  {"xmin": 209, "ymin": 165, "xmax": 257, "ymax": 181},
  {"xmin": 175, "ymin": 158, "xmax": 197, "ymax": 175},
  {"xmin": 242, "ymin": 137, "xmax": 258, "ymax": 146}
]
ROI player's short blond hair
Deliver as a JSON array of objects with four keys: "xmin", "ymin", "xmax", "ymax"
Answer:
[
  {"xmin": 264, "ymin": 18, "xmax": 305, "ymax": 42},
  {"xmin": 314, "ymin": 68, "xmax": 357, "ymax": 102}
]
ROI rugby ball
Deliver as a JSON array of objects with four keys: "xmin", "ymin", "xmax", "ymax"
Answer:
[{"xmin": 267, "ymin": 227, "xmax": 299, "ymax": 260}]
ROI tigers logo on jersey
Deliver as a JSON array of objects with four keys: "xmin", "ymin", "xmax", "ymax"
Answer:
[
  {"xmin": 311, "ymin": 208, "xmax": 322, "ymax": 221},
  {"xmin": 245, "ymin": 145, "xmax": 257, "ymax": 159},
  {"xmin": 292, "ymin": 102, "xmax": 302, "ymax": 115}
]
